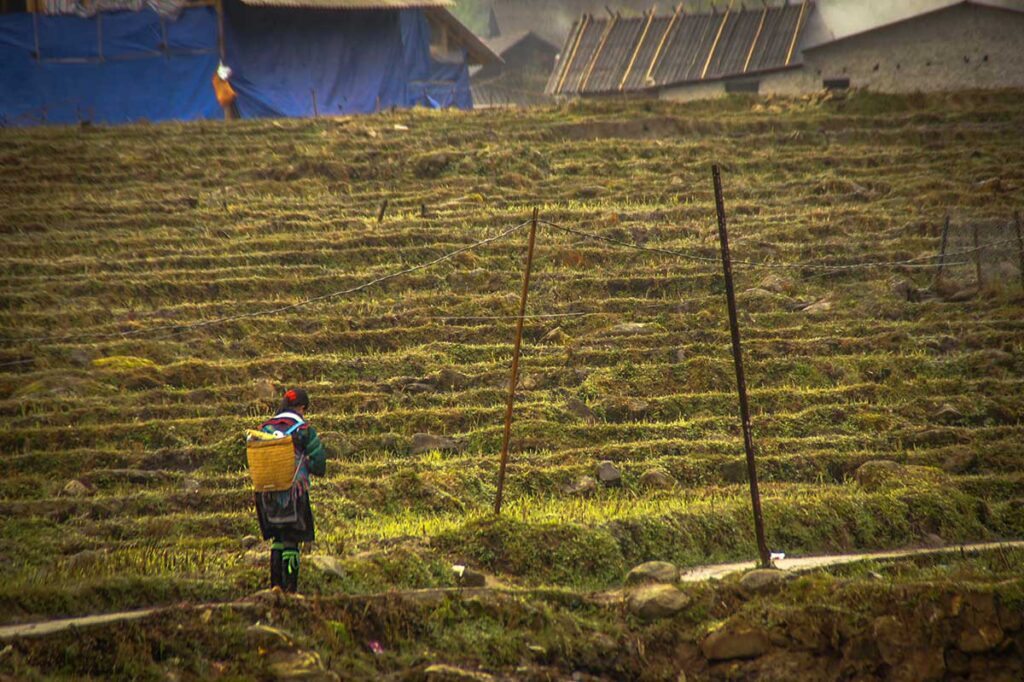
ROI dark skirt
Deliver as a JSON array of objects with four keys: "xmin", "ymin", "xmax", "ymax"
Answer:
[{"xmin": 255, "ymin": 490, "xmax": 316, "ymax": 543}]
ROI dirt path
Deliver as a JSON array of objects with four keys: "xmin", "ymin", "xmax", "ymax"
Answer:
[
  {"xmin": 677, "ymin": 539, "xmax": 1024, "ymax": 582},
  {"xmin": 2, "ymin": 540, "xmax": 1021, "ymax": 641}
]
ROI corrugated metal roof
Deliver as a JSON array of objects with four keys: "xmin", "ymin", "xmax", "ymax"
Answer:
[
  {"xmin": 238, "ymin": 0, "xmax": 452, "ymax": 9},
  {"xmin": 547, "ymin": 2, "xmax": 813, "ymax": 96}
]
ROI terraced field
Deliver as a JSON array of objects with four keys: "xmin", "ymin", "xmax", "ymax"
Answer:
[{"xmin": 1, "ymin": 91, "xmax": 1023, "ymax": 679}]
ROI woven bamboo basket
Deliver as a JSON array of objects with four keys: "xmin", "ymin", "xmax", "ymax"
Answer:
[{"xmin": 246, "ymin": 436, "xmax": 297, "ymax": 492}]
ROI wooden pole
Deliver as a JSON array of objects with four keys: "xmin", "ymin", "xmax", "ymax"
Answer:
[
  {"xmin": 1014, "ymin": 211, "xmax": 1024, "ymax": 291},
  {"xmin": 644, "ymin": 4, "xmax": 682, "ymax": 86},
  {"xmin": 619, "ymin": 9, "xmax": 656, "ymax": 91},
  {"xmin": 933, "ymin": 213, "xmax": 950, "ymax": 287},
  {"xmin": 97, "ymin": 12, "xmax": 104, "ymax": 62},
  {"xmin": 215, "ymin": 0, "xmax": 226, "ymax": 61},
  {"xmin": 311, "ymin": 89, "xmax": 319, "ymax": 118},
  {"xmin": 973, "ymin": 222, "xmax": 982, "ymax": 288},
  {"xmin": 493, "ymin": 208, "xmax": 539, "ymax": 515},
  {"xmin": 376, "ymin": 198, "xmax": 388, "ymax": 224},
  {"xmin": 701, "ymin": 0, "xmax": 733, "ymax": 79},
  {"xmin": 32, "ymin": 11, "xmax": 41, "ymax": 61},
  {"xmin": 711, "ymin": 164, "xmax": 771, "ymax": 569},
  {"xmin": 554, "ymin": 14, "xmax": 589, "ymax": 94}
]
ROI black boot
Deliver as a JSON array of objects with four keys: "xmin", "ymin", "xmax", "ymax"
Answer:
[
  {"xmin": 282, "ymin": 545, "xmax": 300, "ymax": 593},
  {"xmin": 270, "ymin": 541, "xmax": 284, "ymax": 589}
]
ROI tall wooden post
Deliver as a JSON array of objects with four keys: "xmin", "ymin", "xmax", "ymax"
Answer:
[
  {"xmin": 711, "ymin": 165, "xmax": 771, "ymax": 569},
  {"xmin": 215, "ymin": 0, "xmax": 226, "ymax": 61},
  {"xmin": 493, "ymin": 208, "xmax": 539, "ymax": 515}
]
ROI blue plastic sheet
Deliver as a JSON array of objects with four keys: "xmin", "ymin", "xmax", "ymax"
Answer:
[
  {"xmin": 0, "ymin": 8, "xmax": 220, "ymax": 125},
  {"xmin": 400, "ymin": 9, "xmax": 472, "ymax": 110},
  {"xmin": 0, "ymin": 3, "xmax": 473, "ymax": 126},
  {"xmin": 223, "ymin": 0, "xmax": 408, "ymax": 117}
]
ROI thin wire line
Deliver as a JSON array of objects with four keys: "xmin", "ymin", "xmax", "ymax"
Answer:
[
  {"xmin": 540, "ymin": 220, "xmax": 723, "ymax": 264},
  {"xmin": 426, "ymin": 312, "xmax": 592, "ymax": 321},
  {"xmin": 4, "ymin": 221, "xmax": 532, "ymax": 345},
  {"xmin": 540, "ymin": 219, "xmax": 1013, "ymax": 272}
]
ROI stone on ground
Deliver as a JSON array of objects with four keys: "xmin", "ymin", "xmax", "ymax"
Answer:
[
  {"xmin": 565, "ymin": 476, "xmax": 597, "ymax": 497},
  {"xmin": 739, "ymin": 569, "xmax": 793, "ymax": 594},
  {"xmin": 852, "ymin": 460, "xmax": 902, "ymax": 491},
  {"xmin": 625, "ymin": 561, "xmax": 679, "ymax": 586},
  {"xmin": 247, "ymin": 624, "xmax": 296, "ymax": 649},
  {"xmin": 639, "ymin": 468, "xmax": 676, "ymax": 490},
  {"xmin": 241, "ymin": 535, "xmax": 260, "ymax": 549},
  {"xmin": 540, "ymin": 327, "xmax": 571, "ymax": 345},
  {"xmin": 434, "ymin": 368, "xmax": 470, "ymax": 391},
  {"xmin": 700, "ymin": 626, "xmax": 771, "ymax": 661},
  {"xmin": 61, "ymin": 479, "xmax": 93, "ymax": 497},
  {"xmin": 801, "ymin": 299, "xmax": 832, "ymax": 314},
  {"xmin": 411, "ymin": 433, "xmax": 460, "ymax": 454},
  {"xmin": 596, "ymin": 460, "xmax": 621, "ymax": 487},
  {"xmin": 958, "ymin": 592, "xmax": 1005, "ymax": 654},
  {"xmin": 627, "ymin": 584, "xmax": 691, "ymax": 621},
  {"xmin": 566, "ymin": 397, "xmax": 596, "ymax": 422},
  {"xmin": 853, "ymin": 460, "xmax": 947, "ymax": 492},
  {"xmin": 308, "ymin": 555, "xmax": 346, "ymax": 579},
  {"xmin": 267, "ymin": 649, "xmax": 338, "ymax": 681},
  {"xmin": 606, "ymin": 322, "xmax": 654, "ymax": 336},
  {"xmin": 932, "ymin": 403, "xmax": 963, "ymax": 423},
  {"xmin": 758, "ymin": 273, "xmax": 793, "ymax": 294},
  {"xmin": 423, "ymin": 664, "xmax": 494, "ymax": 681}
]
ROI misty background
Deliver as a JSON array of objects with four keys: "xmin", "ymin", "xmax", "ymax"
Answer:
[{"xmin": 453, "ymin": 0, "xmax": 1024, "ymax": 49}]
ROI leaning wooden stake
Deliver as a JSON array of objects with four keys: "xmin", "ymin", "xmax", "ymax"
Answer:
[
  {"xmin": 377, "ymin": 198, "xmax": 388, "ymax": 224},
  {"xmin": 494, "ymin": 208, "xmax": 539, "ymax": 515},
  {"xmin": 711, "ymin": 165, "xmax": 771, "ymax": 569}
]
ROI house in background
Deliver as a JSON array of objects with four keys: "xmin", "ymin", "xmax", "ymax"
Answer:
[
  {"xmin": 546, "ymin": 0, "xmax": 1024, "ymax": 102},
  {"xmin": 472, "ymin": 29, "xmax": 558, "ymax": 107},
  {"xmin": 789, "ymin": 0, "xmax": 1024, "ymax": 96},
  {"xmin": 0, "ymin": 0, "xmax": 498, "ymax": 125},
  {"xmin": 490, "ymin": 0, "xmax": 660, "ymax": 48}
]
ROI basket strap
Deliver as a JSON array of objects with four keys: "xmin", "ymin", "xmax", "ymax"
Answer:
[{"xmin": 275, "ymin": 411, "xmax": 305, "ymax": 425}]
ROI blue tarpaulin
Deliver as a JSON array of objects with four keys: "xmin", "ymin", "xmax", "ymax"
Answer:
[
  {"xmin": 0, "ymin": 8, "xmax": 220, "ymax": 125},
  {"xmin": 0, "ymin": 3, "xmax": 473, "ymax": 126},
  {"xmin": 400, "ymin": 9, "xmax": 472, "ymax": 111},
  {"xmin": 223, "ymin": 0, "xmax": 471, "ymax": 118}
]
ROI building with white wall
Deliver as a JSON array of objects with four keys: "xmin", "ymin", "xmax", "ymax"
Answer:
[{"xmin": 546, "ymin": 1, "xmax": 1024, "ymax": 102}]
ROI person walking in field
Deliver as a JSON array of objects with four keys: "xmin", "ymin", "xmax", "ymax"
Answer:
[{"xmin": 254, "ymin": 388, "xmax": 327, "ymax": 593}]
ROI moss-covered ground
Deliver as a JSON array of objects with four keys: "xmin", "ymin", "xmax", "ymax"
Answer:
[{"xmin": 0, "ymin": 90, "xmax": 1022, "ymax": 678}]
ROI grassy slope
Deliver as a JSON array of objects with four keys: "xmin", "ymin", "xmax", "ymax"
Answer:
[{"xmin": 0, "ymin": 91, "xmax": 1023, "ymax": 677}]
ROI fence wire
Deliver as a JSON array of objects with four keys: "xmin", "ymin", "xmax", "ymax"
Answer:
[
  {"xmin": 2, "ymin": 212, "xmax": 1017, "ymax": 360},
  {"xmin": 540, "ymin": 219, "xmax": 1012, "ymax": 272},
  {"xmin": 3, "ymin": 221, "xmax": 531, "ymax": 346}
]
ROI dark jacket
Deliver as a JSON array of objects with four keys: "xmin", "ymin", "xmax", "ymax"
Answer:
[{"xmin": 253, "ymin": 412, "xmax": 327, "ymax": 543}]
